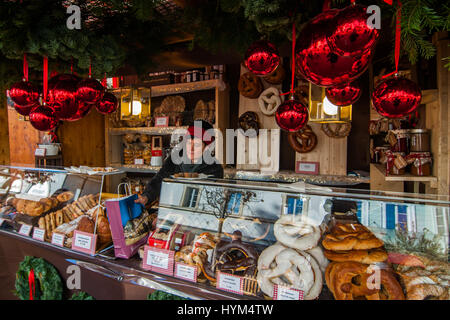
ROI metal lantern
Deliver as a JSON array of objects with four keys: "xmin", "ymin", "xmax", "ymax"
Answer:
[
  {"xmin": 307, "ymin": 82, "xmax": 352, "ymax": 123},
  {"xmin": 114, "ymin": 86, "xmax": 151, "ymax": 120}
]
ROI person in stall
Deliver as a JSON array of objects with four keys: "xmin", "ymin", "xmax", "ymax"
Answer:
[{"xmin": 135, "ymin": 120, "xmax": 224, "ymax": 207}]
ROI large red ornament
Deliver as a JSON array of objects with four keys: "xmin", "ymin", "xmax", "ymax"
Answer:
[
  {"xmin": 29, "ymin": 104, "xmax": 58, "ymax": 131},
  {"xmin": 327, "ymin": 4, "xmax": 380, "ymax": 57},
  {"xmin": 244, "ymin": 40, "xmax": 280, "ymax": 76},
  {"xmin": 275, "ymin": 98, "xmax": 309, "ymax": 132},
  {"xmin": 65, "ymin": 101, "xmax": 93, "ymax": 122},
  {"xmin": 76, "ymin": 78, "xmax": 105, "ymax": 105},
  {"xmin": 9, "ymin": 81, "xmax": 39, "ymax": 108},
  {"xmin": 325, "ymin": 81, "xmax": 362, "ymax": 106},
  {"xmin": 295, "ymin": 9, "xmax": 372, "ymax": 87},
  {"xmin": 47, "ymin": 77, "xmax": 79, "ymax": 120},
  {"xmin": 372, "ymin": 76, "xmax": 422, "ymax": 118},
  {"xmin": 48, "ymin": 73, "xmax": 80, "ymax": 90},
  {"xmin": 96, "ymin": 92, "xmax": 118, "ymax": 115},
  {"xmin": 14, "ymin": 103, "xmax": 38, "ymax": 116}
]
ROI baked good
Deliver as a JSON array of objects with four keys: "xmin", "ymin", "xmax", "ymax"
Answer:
[
  {"xmin": 274, "ymin": 215, "xmax": 321, "ymax": 251},
  {"xmin": 322, "ymin": 225, "xmax": 384, "ymax": 251},
  {"xmin": 76, "ymin": 216, "xmax": 95, "ymax": 234},
  {"xmin": 288, "ymin": 125, "xmax": 318, "ymax": 153},
  {"xmin": 321, "ymin": 123, "xmax": 352, "ymax": 139},
  {"xmin": 238, "ymin": 111, "xmax": 259, "ymax": 136},
  {"xmin": 194, "ymin": 100, "xmax": 210, "ymax": 122},
  {"xmin": 258, "ymin": 87, "xmax": 284, "ymax": 116},
  {"xmin": 24, "ymin": 201, "xmax": 45, "ymax": 217},
  {"xmin": 96, "ymin": 215, "xmax": 112, "ymax": 244},
  {"xmin": 238, "ymin": 72, "xmax": 263, "ymax": 99},
  {"xmin": 263, "ymin": 65, "xmax": 285, "ymax": 84},
  {"xmin": 56, "ymin": 210, "xmax": 64, "ymax": 226},
  {"xmin": 324, "ymin": 248, "xmax": 388, "ymax": 264},
  {"xmin": 56, "ymin": 191, "xmax": 74, "ymax": 203}
]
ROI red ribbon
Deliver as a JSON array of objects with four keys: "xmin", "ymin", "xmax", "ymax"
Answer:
[
  {"xmin": 281, "ymin": 22, "xmax": 297, "ymax": 98},
  {"xmin": 23, "ymin": 53, "xmax": 28, "ymax": 81},
  {"xmin": 43, "ymin": 56, "xmax": 48, "ymax": 101},
  {"xmin": 382, "ymin": 0, "xmax": 402, "ymax": 79},
  {"xmin": 28, "ymin": 269, "xmax": 35, "ymax": 300},
  {"xmin": 102, "ymin": 73, "xmax": 107, "ymax": 87},
  {"xmin": 89, "ymin": 57, "xmax": 92, "ymax": 78}
]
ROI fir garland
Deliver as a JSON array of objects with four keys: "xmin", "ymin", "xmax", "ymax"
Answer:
[
  {"xmin": 69, "ymin": 291, "xmax": 95, "ymax": 300},
  {"xmin": 147, "ymin": 290, "xmax": 187, "ymax": 300},
  {"xmin": 14, "ymin": 256, "xmax": 63, "ymax": 300}
]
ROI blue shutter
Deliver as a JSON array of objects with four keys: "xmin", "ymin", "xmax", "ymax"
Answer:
[
  {"xmin": 386, "ymin": 204, "xmax": 396, "ymax": 230},
  {"xmin": 356, "ymin": 201, "xmax": 362, "ymax": 222},
  {"xmin": 397, "ymin": 205, "xmax": 408, "ymax": 232}
]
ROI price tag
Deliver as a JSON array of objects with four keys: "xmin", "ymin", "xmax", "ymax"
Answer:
[
  {"xmin": 296, "ymin": 161, "xmax": 319, "ymax": 175},
  {"xmin": 71, "ymin": 230, "xmax": 97, "ymax": 255},
  {"xmin": 51, "ymin": 233, "xmax": 65, "ymax": 247},
  {"xmin": 154, "ymin": 116, "xmax": 169, "ymax": 127},
  {"xmin": 174, "ymin": 262, "xmax": 197, "ymax": 283},
  {"xmin": 32, "ymin": 227, "xmax": 46, "ymax": 241},
  {"xmin": 142, "ymin": 246, "xmax": 174, "ymax": 276},
  {"xmin": 0, "ymin": 218, "xmax": 5, "ymax": 227},
  {"xmin": 134, "ymin": 158, "xmax": 144, "ymax": 165},
  {"xmin": 18, "ymin": 224, "xmax": 32, "ymax": 236},
  {"xmin": 216, "ymin": 272, "xmax": 243, "ymax": 295},
  {"xmin": 273, "ymin": 285, "xmax": 304, "ymax": 300},
  {"xmin": 34, "ymin": 148, "xmax": 46, "ymax": 157}
]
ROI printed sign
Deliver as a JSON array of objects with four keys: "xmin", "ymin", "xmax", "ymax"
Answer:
[
  {"xmin": 18, "ymin": 224, "xmax": 32, "ymax": 236},
  {"xmin": 174, "ymin": 262, "xmax": 197, "ymax": 283},
  {"xmin": 273, "ymin": 284, "xmax": 304, "ymax": 300},
  {"xmin": 216, "ymin": 272, "xmax": 244, "ymax": 295},
  {"xmin": 51, "ymin": 233, "xmax": 65, "ymax": 247},
  {"xmin": 154, "ymin": 116, "xmax": 169, "ymax": 127},
  {"xmin": 71, "ymin": 230, "xmax": 97, "ymax": 255},
  {"xmin": 34, "ymin": 148, "xmax": 46, "ymax": 157},
  {"xmin": 142, "ymin": 246, "xmax": 174, "ymax": 276},
  {"xmin": 134, "ymin": 158, "xmax": 144, "ymax": 165},
  {"xmin": 32, "ymin": 227, "xmax": 46, "ymax": 241},
  {"xmin": 296, "ymin": 161, "xmax": 319, "ymax": 175}
]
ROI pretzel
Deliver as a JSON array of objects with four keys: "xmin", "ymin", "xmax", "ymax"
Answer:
[
  {"xmin": 293, "ymin": 85, "xmax": 309, "ymax": 103},
  {"xmin": 263, "ymin": 65, "xmax": 286, "ymax": 84},
  {"xmin": 321, "ymin": 123, "xmax": 352, "ymax": 138},
  {"xmin": 257, "ymin": 87, "xmax": 284, "ymax": 116},
  {"xmin": 306, "ymin": 246, "xmax": 330, "ymax": 273},
  {"xmin": 238, "ymin": 72, "xmax": 263, "ymax": 99},
  {"xmin": 288, "ymin": 125, "xmax": 318, "ymax": 153},
  {"xmin": 324, "ymin": 248, "xmax": 388, "ymax": 264},
  {"xmin": 274, "ymin": 215, "xmax": 321, "ymax": 250},
  {"xmin": 238, "ymin": 111, "xmax": 259, "ymax": 136},
  {"xmin": 322, "ymin": 223, "xmax": 384, "ymax": 251}
]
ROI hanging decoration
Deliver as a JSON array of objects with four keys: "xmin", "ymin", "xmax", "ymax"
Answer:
[
  {"xmin": 295, "ymin": 8, "xmax": 371, "ymax": 87},
  {"xmin": 327, "ymin": 3, "xmax": 380, "ymax": 57},
  {"xmin": 29, "ymin": 104, "xmax": 59, "ymax": 131},
  {"xmin": 96, "ymin": 92, "xmax": 118, "ymax": 115},
  {"xmin": 9, "ymin": 54, "xmax": 39, "ymax": 113},
  {"xmin": 76, "ymin": 60, "xmax": 105, "ymax": 105},
  {"xmin": 46, "ymin": 74, "xmax": 80, "ymax": 121},
  {"xmin": 372, "ymin": 0, "xmax": 422, "ymax": 118},
  {"xmin": 65, "ymin": 101, "xmax": 93, "ymax": 122},
  {"xmin": 325, "ymin": 81, "xmax": 362, "ymax": 106},
  {"xmin": 275, "ymin": 22, "xmax": 309, "ymax": 132},
  {"xmin": 244, "ymin": 40, "xmax": 280, "ymax": 76}
]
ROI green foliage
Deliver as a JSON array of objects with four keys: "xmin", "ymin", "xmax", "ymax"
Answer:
[
  {"xmin": 69, "ymin": 291, "xmax": 95, "ymax": 300},
  {"xmin": 147, "ymin": 290, "xmax": 187, "ymax": 300}
]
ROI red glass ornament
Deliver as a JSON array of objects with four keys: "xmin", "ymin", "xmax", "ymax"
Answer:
[
  {"xmin": 14, "ymin": 103, "xmax": 38, "ymax": 116},
  {"xmin": 76, "ymin": 78, "xmax": 105, "ymax": 105},
  {"xmin": 29, "ymin": 104, "xmax": 58, "ymax": 131},
  {"xmin": 295, "ymin": 10, "xmax": 372, "ymax": 87},
  {"xmin": 9, "ymin": 81, "xmax": 39, "ymax": 108},
  {"xmin": 65, "ymin": 101, "xmax": 93, "ymax": 122},
  {"xmin": 48, "ymin": 73, "xmax": 80, "ymax": 90},
  {"xmin": 327, "ymin": 4, "xmax": 380, "ymax": 57},
  {"xmin": 96, "ymin": 92, "xmax": 118, "ymax": 115},
  {"xmin": 372, "ymin": 76, "xmax": 422, "ymax": 119},
  {"xmin": 47, "ymin": 78, "xmax": 79, "ymax": 120},
  {"xmin": 244, "ymin": 40, "xmax": 280, "ymax": 76},
  {"xmin": 325, "ymin": 81, "xmax": 362, "ymax": 106},
  {"xmin": 275, "ymin": 98, "xmax": 309, "ymax": 132}
]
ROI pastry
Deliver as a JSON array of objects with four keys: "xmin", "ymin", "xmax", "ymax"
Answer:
[
  {"xmin": 288, "ymin": 125, "xmax": 318, "ymax": 153},
  {"xmin": 324, "ymin": 248, "xmax": 388, "ymax": 264},
  {"xmin": 258, "ymin": 87, "xmax": 284, "ymax": 116},
  {"xmin": 24, "ymin": 201, "xmax": 45, "ymax": 217},
  {"xmin": 56, "ymin": 210, "xmax": 64, "ymax": 226},
  {"xmin": 322, "ymin": 224, "xmax": 384, "ymax": 251},
  {"xmin": 263, "ymin": 65, "xmax": 285, "ymax": 84},
  {"xmin": 238, "ymin": 72, "xmax": 263, "ymax": 99},
  {"xmin": 96, "ymin": 215, "xmax": 112, "ymax": 244},
  {"xmin": 56, "ymin": 191, "xmax": 74, "ymax": 203},
  {"xmin": 76, "ymin": 216, "xmax": 95, "ymax": 234},
  {"xmin": 321, "ymin": 123, "xmax": 352, "ymax": 139},
  {"xmin": 273, "ymin": 215, "xmax": 321, "ymax": 251},
  {"xmin": 238, "ymin": 111, "xmax": 259, "ymax": 136}
]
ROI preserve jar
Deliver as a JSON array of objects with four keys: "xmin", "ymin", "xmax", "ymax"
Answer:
[
  {"xmin": 408, "ymin": 152, "xmax": 432, "ymax": 176},
  {"xmin": 390, "ymin": 129, "xmax": 409, "ymax": 153},
  {"xmin": 409, "ymin": 129, "xmax": 430, "ymax": 152},
  {"xmin": 387, "ymin": 152, "xmax": 406, "ymax": 175}
]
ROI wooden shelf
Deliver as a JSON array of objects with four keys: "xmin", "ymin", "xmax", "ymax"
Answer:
[
  {"xmin": 111, "ymin": 164, "xmax": 161, "ymax": 173},
  {"xmin": 150, "ymin": 79, "xmax": 226, "ymax": 97},
  {"xmin": 372, "ymin": 164, "xmax": 437, "ymax": 182},
  {"xmin": 108, "ymin": 126, "xmax": 188, "ymax": 136}
]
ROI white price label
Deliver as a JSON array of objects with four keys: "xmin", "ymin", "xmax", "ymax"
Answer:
[
  {"xmin": 34, "ymin": 148, "xmax": 46, "ymax": 157},
  {"xmin": 299, "ymin": 163, "xmax": 316, "ymax": 172},
  {"xmin": 273, "ymin": 285, "xmax": 304, "ymax": 300},
  {"xmin": 74, "ymin": 233, "xmax": 92, "ymax": 250},
  {"xmin": 155, "ymin": 117, "xmax": 168, "ymax": 126},
  {"xmin": 32, "ymin": 228, "xmax": 45, "ymax": 241},
  {"xmin": 175, "ymin": 263, "xmax": 197, "ymax": 282},
  {"xmin": 217, "ymin": 272, "xmax": 243, "ymax": 295},
  {"xmin": 18, "ymin": 224, "xmax": 32, "ymax": 236},
  {"xmin": 134, "ymin": 158, "xmax": 144, "ymax": 165},
  {"xmin": 146, "ymin": 250, "xmax": 169, "ymax": 269},
  {"xmin": 51, "ymin": 233, "xmax": 65, "ymax": 247}
]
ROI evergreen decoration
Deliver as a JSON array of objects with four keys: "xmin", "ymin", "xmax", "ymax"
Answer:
[
  {"xmin": 69, "ymin": 291, "xmax": 95, "ymax": 300},
  {"xmin": 147, "ymin": 290, "xmax": 187, "ymax": 300},
  {"xmin": 14, "ymin": 256, "xmax": 63, "ymax": 300}
]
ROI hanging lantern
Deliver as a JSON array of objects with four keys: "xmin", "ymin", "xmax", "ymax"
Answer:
[
  {"xmin": 308, "ymin": 82, "xmax": 352, "ymax": 123},
  {"xmin": 9, "ymin": 81, "xmax": 39, "ymax": 109},
  {"xmin": 244, "ymin": 40, "xmax": 280, "ymax": 76},
  {"xmin": 76, "ymin": 78, "xmax": 105, "ymax": 105},
  {"xmin": 65, "ymin": 101, "xmax": 93, "ymax": 122},
  {"xmin": 372, "ymin": 76, "xmax": 422, "ymax": 119},
  {"xmin": 325, "ymin": 81, "xmax": 362, "ymax": 106},
  {"xmin": 29, "ymin": 104, "xmax": 58, "ymax": 131},
  {"xmin": 275, "ymin": 97, "xmax": 309, "ymax": 132},
  {"xmin": 327, "ymin": 4, "xmax": 380, "ymax": 57},
  {"xmin": 47, "ymin": 76, "xmax": 79, "ymax": 120},
  {"xmin": 295, "ymin": 9, "xmax": 371, "ymax": 87},
  {"xmin": 96, "ymin": 92, "xmax": 118, "ymax": 115}
]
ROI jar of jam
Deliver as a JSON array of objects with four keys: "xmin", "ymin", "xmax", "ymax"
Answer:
[
  {"xmin": 390, "ymin": 129, "xmax": 409, "ymax": 153},
  {"xmin": 387, "ymin": 152, "xmax": 406, "ymax": 175},
  {"xmin": 409, "ymin": 129, "xmax": 430, "ymax": 152},
  {"xmin": 408, "ymin": 152, "xmax": 432, "ymax": 176}
]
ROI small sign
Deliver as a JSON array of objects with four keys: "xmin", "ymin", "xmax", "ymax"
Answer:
[
  {"xmin": 32, "ymin": 227, "xmax": 46, "ymax": 241},
  {"xmin": 296, "ymin": 161, "xmax": 320, "ymax": 175},
  {"xmin": 134, "ymin": 158, "xmax": 144, "ymax": 165},
  {"xmin": 142, "ymin": 246, "xmax": 174, "ymax": 276},
  {"xmin": 174, "ymin": 262, "xmax": 197, "ymax": 283},
  {"xmin": 34, "ymin": 148, "xmax": 46, "ymax": 157},
  {"xmin": 18, "ymin": 224, "xmax": 32, "ymax": 236},
  {"xmin": 216, "ymin": 272, "xmax": 244, "ymax": 295},
  {"xmin": 154, "ymin": 116, "xmax": 169, "ymax": 127},
  {"xmin": 72, "ymin": 230, "xmax": 97, "ymax": 255},
  {"xmin": 51, "ymin": 233, "xmax": 65, "ymax": 247},
  {"xmin": 273, "ymin": 284, "xmax": 304, "ymax": 300}
]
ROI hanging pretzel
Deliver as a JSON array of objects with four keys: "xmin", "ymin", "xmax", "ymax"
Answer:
[
  {"xmin": 263, "ymin": 65, "xmax": 286, "ymax": 84},
  {"xmin": 238, "ymin": 72, "xmax": 263, "ymax": 99},
  {"xmin": 238, "ymin": 111, "xmax": 259, "ymax": 136},
  {"xmin": 288, "ymin": 125, "xmax": 318, "ymax": 153},
  {"xmin": 258, "ymin": 87, "xmax": 284, "ymax": 116},
  {"xmin": 321, "ymin": 123, "xmax": 352, "ymax": 139}
]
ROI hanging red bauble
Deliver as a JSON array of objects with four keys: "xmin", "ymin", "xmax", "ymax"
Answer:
[
  {"xmin": 76, "ymin": 78, "xmax": 105, "ymax": 105},
  {"xmin": 295, "ymin": 9, "xmax": 372, "ymax": 87},
  {"xmin": 244, "ymin": 40, "xmax": 280, "ymax": 76},
  {"xmin": 327, "ymin": 4, "xmax": 380, "ymax": 57},
  {"xmin": 325, "ymin": 81, "xmax": 362, "ymax": 106},
  {"xmin": 65, "ymin": 101, "xmax": 93, "ymax": 122},
  {"xmin": 48, "ymin": 73, "xmax": 80, "ymax": 90},
  {"xmin": 13, "ymin": 103, "xmax": 38, "ymax": 116},
  {"xmin": 9, "ymin": 81, "xmax": 39, "ymax": 108},
  {"xmin": 47, "ymin": 77, "xmax": 79, "ymax": 120},
  {"xmin": 29, "ymin": 104, "xmax": 58, "ymax": 131},
  {"xmin": 372, "ymin": 76, "xmax": 422, "ymax": 119},
  {"xmin": 96, "ymin": 92, "xmax": 118, "ymax": 115},
  {"xmin": 275, "ymin": 98, "xmax": 309, "ymax": 132}
]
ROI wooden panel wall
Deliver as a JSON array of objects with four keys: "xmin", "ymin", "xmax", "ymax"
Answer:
[{"xmin": 0, "ymin": 97, "xmax": 10, "ymax": 165}]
